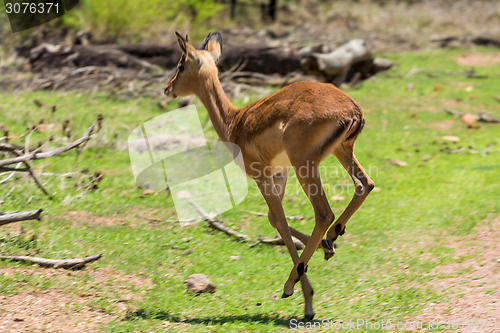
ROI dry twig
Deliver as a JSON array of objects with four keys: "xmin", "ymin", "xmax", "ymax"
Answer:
[
  {"xmin": 0, "ymin": 125, "xmax": 95, "ymax": 167},
  {"xmin": 0, "ymin": 209, "xmax": 43, "ymax": 227},
  {"xmin": 252, "ymin": 236, "xmax": 305, "ymax": 249},
  {"xmin": 241, "ymin": 209, "xmax": 303, "ymax": 221},
  {"xmin": 187, "ymin": 199, "xmax": 254, "ymax": 242},
  {"xmin": 444, "ymin": 108, "xmax": 500, "ymax": 123},
  {"xmin": 0, "ymin": 254, "xmax": 102, "ymax": 269}
]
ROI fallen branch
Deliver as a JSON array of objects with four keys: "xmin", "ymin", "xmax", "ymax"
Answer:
[
  {"xmin": 241, "ymin": 209, "xmax": 303, "ymax": 221},
  {"xmin": 444, "ymin": 108, "xmax": 500, "ymax": 123},
  {"xmin": 0, "ymin": 209, "xmax": 42, "ymax": 227},
  {"xmin": 0, "ymin": 166, "xmax": 28, "ymax": 172},
  {"xmin": 252, "ymin": 236, "xmax": 305, "ymax": 250},
  {"xmin": 406, "ymin": 68, "xmax": 465, "ymax": 78},
  {"xmin": 0, "ymin": 125, "xmax": 95, "ymax": 167},
  {"xmin": 22, "ymin": 160, "xmax": 52, "ymax": 198},
  {"xmin": 0, "ymin": 142, "xmax": 30, "ymax": 153},
  {"xmin": 187, "ymin": 199, "xmax": 254, "ymax": 242},
  {"xmin": 0, "ymin": 254, "xmax": 102, "ymax": 269},
  {"xmin": 2, "ymin": 146, "xmax": 52, "ymax": 198}
]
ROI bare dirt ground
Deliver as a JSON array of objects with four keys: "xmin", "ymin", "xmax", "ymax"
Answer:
[
  {"xmin": 0, "ymin": 289, "xmax": 114, "ymax": 332},
  {"xmin": 455, "ymin": 53, "xmax": 500, "ymax": 67},
  {"xmin": 410, "ymin": 216, "xmax": 500, "ymax": 332},
  {"xmin": 0, "ymin": 266, "xmax": 152, "ymax": 332}
]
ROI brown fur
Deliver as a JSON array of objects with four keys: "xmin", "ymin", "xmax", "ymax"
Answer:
[{"xmin": 231, "ymin": 81, "xmax": 364, "ymax": 145}]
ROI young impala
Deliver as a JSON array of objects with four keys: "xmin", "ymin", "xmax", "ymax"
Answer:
[{"xmin": 164, "ymin": 32, "xmax": 374, "ymax": 321}]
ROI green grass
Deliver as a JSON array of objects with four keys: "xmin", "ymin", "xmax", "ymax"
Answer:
[{"xmin": 1, "ymin": 48, "xmax": 499, "ymax": 332}]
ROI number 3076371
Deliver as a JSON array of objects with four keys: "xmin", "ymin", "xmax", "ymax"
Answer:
[{"xmin": 5, "ymin": 2, "xmax": 59, "ymax": 14}]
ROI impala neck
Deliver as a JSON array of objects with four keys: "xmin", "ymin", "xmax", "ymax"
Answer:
[{"xmin": 195, "ymin": 73, "xmax": 237, "ymax": 143}]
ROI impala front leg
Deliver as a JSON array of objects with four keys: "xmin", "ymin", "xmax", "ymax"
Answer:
[
  {"xmin": 271, "ymin": 171, "xmax": 316, "ymax": 320},
  {"xmin": 255, "ymin": 173, "xmax": 316, "ymax": 320},
  {"xmin": 282, "ymin": 165, "xmax": 335, "ymax": 296}
]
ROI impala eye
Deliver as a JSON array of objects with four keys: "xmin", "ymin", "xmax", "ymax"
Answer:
[{"xmin": 178, "ymin": 64, "xmax": 184, "ymax": 73}]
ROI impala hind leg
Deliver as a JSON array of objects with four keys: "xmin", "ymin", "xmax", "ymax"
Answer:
[
  {"xmin": 258, "ymin": 174, "xmax": 315, "ymax": 321},
  {"xmin": 325, "ymin": 143, "xmax": 374, "ymax": 255}
]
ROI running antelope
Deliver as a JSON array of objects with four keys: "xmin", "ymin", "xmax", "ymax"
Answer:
[{"xmin": 164, "ymin": 32, "xmax": 374, "ymax": 321}]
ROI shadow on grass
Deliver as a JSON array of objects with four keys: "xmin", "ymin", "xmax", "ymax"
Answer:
[{"xmin": 126, "ymin": 308, "xmax": 296, "ymax": 327}]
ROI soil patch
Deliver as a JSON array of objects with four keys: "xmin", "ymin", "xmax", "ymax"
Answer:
[
  {"xmin": 455, "ymin": 53, "xmax": 500, "ymax": 66},
  {"xmin": 410, "ymin": 217, "xmax": 500, "ymax": 332},
  {"xmin": 63, "ymin": 210, "xmax": 129, "ymax": 227},
  {"xmin": 0, "ymin": 289, "xmax": 114, "ymax": 333},
  {"xmin": 62, "ymin": 209, "xmax": 176, "ymax": 228},
  {"xmin": 0, "ymin": 266, "xmax": 153, "ymax": 332}
]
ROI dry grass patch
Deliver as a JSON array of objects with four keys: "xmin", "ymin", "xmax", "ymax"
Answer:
[
  {"xmin": 455, "ymin": 53, "xmax": 500, "ymax": 67},
  {"xmin": 0, "ymin": 265, "xmax": 153, "ymax": 332},
  {"xmin": 0, "ymin": 289, "xmax": 115, "ymax": 333},
  {"xmin": 410, "ymin": 217, "xmax": 500, "ymax": 331}
]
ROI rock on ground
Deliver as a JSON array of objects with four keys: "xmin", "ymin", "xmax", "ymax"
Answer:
[{"xmin": 184, "ymin": 274, "xmax": 216, "ymax": 294}]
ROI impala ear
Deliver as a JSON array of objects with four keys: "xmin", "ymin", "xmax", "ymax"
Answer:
[
  {"xmin": 175, "ymin": 31, "xmax": 197, "ymax": 59},
  {"xmin": 200, "ymin": 32, "xmax": 223, "ymax": 63},
  {"xmin": 175, "ymin": 31, "xmax": 187, "ymax": 53}
]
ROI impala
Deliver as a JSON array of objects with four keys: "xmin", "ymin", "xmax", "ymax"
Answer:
[{"xmin": 164, "ymin": 32, "xmax": 374, "ymax": 321}]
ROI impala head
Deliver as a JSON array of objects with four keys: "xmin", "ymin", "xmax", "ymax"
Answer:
[{"xmin": 164, "ymin": 32, "xmax": 223, "ymax": 98}]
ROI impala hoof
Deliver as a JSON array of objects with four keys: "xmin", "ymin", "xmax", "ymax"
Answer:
[
  {"xmin": 322, "ymin": 238, "xmax": 334, "ymax": 252},
  {"xmin": 304, "ymin": 313, "xmax": 316, "ymax": 322},
  {"xmin": 281, "ymin": 291, "xmax": 293, "ymax": 298},
  {"xmin": 324, "ymin": 250, "xmax": 335, "ymax": 261},
  {"xmin": 323, "ymin": 238, "xmax": 336, "ymax": 260}
]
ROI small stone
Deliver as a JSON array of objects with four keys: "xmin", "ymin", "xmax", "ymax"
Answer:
[
  {"xmin": 229, "ymin": 255, "xmax": 241, "ymax": 260},
  {"xmin": 184, "ymin": 274, "xmax": 216, "ymax": 294}
]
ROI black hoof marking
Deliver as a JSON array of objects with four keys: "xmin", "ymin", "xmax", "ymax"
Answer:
[
  {"xmin": 281, "ymin": 291, "xmax": 292, "ymax": 299},
  {"xmin": 324, "ymin": 251, "xmax": 335, "ymax": 261},
  {"xmin": 340, "ymin": 226, "xmax": 346, "ymax": 236},
  {"xmin": 322, "ymin": 238, "xmax": 334, "ymax": 252},
  {"xmin": 297, "ymin": 262, "xmax": 305, "ymax": 277},
  {"xmin": 304, "ymin": 313, "xmax": 316, "ymax": 322},
  {"xmin": 335, "ymin": 223, "xmax": 342, "ymax": 235}
]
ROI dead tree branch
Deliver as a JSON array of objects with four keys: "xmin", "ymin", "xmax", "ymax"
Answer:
[
  {"xmin": 2, "ymin": 147, "xmax": 52, "ymax": 198},
  {"xmin": 241, "ymin": 209, "xmax": 303, "ymax": 221},
  {"xmin": 22, "ymin": 160, "xmax": 52, "ymax": 198},
  {"xmin": 0, "ymin": 166, "xmax": 28, "ymax": 172},
  {"xmin": 0, "ymin": 125, "xmax": 95, "ymax": 167},
  {"xmin": 444, "ymin": 108, "xmax": 500, "ymax": 123},
  {"xmin": 252, "ymin": 236, "xmax": 305, "ymax": 249},
  {"xmin": 0, "ymin": 254, "xmax": 102, "ymax": 269},
  {"xmin": 187, "ymin": 201, "xmax": 306, "ymax": 249},
  {"xmin": 187, "ymin": 199, "xmax": 254, "ymax": 242},
  {"xmin": 0, "ymin": 209, "xmax": 43, "ymax": 227}
]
